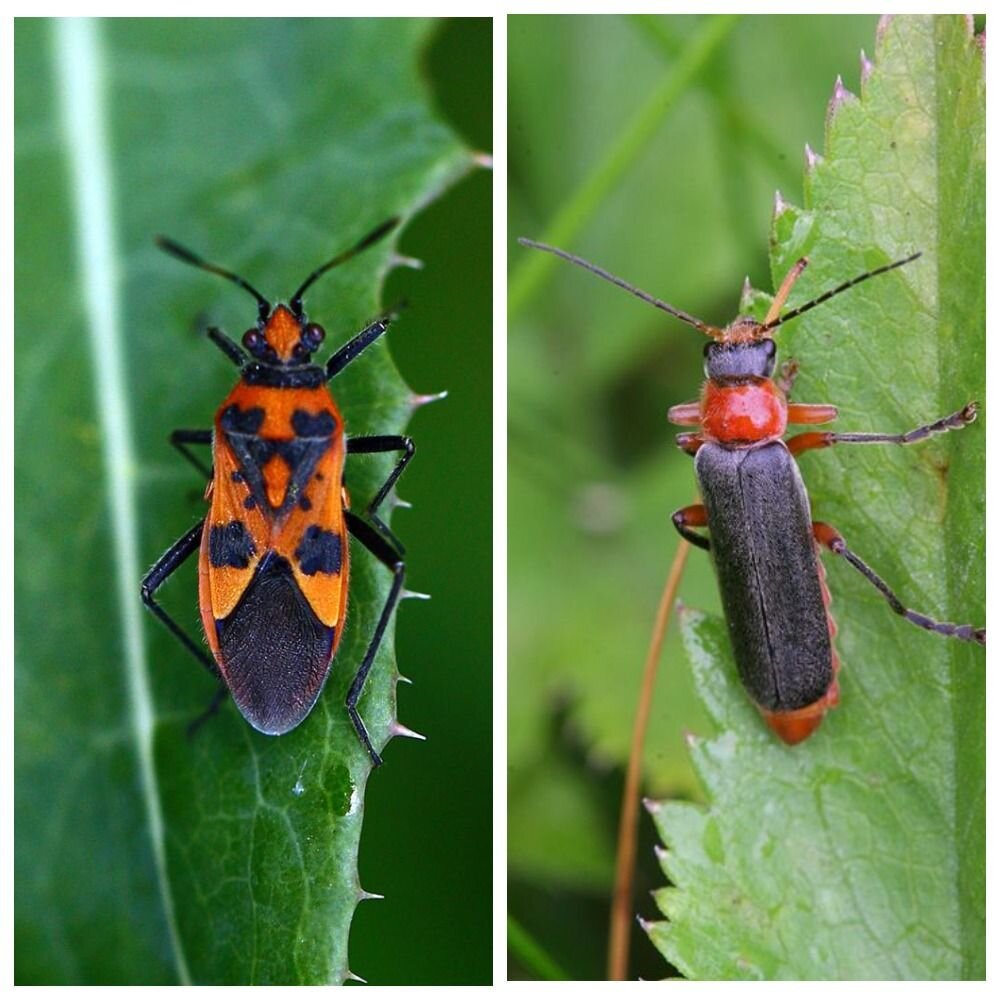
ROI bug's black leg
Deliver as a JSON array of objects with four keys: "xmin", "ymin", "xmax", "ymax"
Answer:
[
  {"xmin": 347, "ymin": 435, "xmax": 415, "ymax": 551},
  {"xmin": 206, "ymin": 326, "xmax": 248, "ymax": 367},
  {"xmin": 141, "ymin": 519, "xmax": 220, "ymax": 676},
  {"xmin": 170, "ymin": 429, "xmax": 213, "ymax": 479},
  {"xmin": 326, "ymin": 315, "xmax": 395, "ymax": 381},
  {"xmin": 186, "ymin": 683, "xmax": 229, "ymax": 738},
  {"xmin": 672, "ymin": 504, "xmax": 711, "ymax": 551},
  {"xmin": 344, "ymin": 510, "xmax": 406, "ymax": 767},
  {"xmin": 788, "ymin": 402, "xmax": 978, "ymax": 456},
  {"xmin": 813, "ymin": 522, "xmax": 985, "ymax": 645}
]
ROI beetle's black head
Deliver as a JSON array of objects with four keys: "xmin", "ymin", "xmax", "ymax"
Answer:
[
  {"xmin": 704, "ymin": 337, "xmax": 776, "ymax": 380},
  {"xmin": 242, "ymin": 304, "xmax": 326, "ymax": 367}
]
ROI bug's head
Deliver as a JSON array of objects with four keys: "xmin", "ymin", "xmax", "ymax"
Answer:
[
  {"xmin": 703, "ymin": 336, "xmax": 776, "ymax": 380},
  {"xmin": 243, "ymin": 305, "xmax": 326, "ymax": 367},
  {"xmin": 155, "ymin": 216, "xmax": 399, "ymax": 368}
]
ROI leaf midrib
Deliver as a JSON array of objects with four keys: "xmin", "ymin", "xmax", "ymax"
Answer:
[{"xmin": 53, "ymin": 18, "xmax": 189, "ymax": 984}]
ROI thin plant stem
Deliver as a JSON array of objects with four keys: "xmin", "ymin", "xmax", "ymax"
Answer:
[
  {"xmin": 628, "ymin": 14, "xmax": 799, "ymax": 192},
  {"xmin": 607, "ymin": 538, "xmax": 691, "ymax": 981},
  {"xmin": 509, "ymin": 14, "xmax": 740, "ymax": 320}
]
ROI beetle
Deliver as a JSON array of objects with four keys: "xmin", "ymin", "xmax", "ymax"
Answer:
[
  {"xmin": 520, "ymin": 237, "xmax": 985, "ymax": 743},
  {"xmin": 142, "ymin": 217, "xmax": 413, "ymax": 765}
]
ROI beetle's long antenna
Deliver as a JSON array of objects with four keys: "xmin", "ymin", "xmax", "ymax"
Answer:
[
  {"xmin": 156, "ymin": 235, "xmax": 271, "ymax": 321},
  {"xmin": 518, "ymin": 238, "xmax": 722, "ymax": 338},
  {"xmin": 290, "ymin": 216, "xmax": 400, "ymax": 316},
  {"xmin": 762, "ymin": 251, "xmax": 922, "ymax": 332}
]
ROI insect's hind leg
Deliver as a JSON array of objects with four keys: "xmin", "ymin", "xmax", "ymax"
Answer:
[
  {"xmin": 344, "ymin": 510, "xmax": 407, "ymax": 767},
  {"xmin": 186, "ymin": 683, "xmax": 229, "ymax": 738},
  {"xmin": 812, "ymin": 521, "xmax": 985, "ymax": 644}
]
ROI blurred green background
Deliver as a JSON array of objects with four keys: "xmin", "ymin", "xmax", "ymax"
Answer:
[
  {"xmin": 16, "ymin": 17, "xmax": 490, "ymax": 985},
  {"xmin": 508, "ymin": 13, "xmax": 886, "ymax": 980},
  {"xmin": 358, "ymin": 18, "xmax": 492, "ymax": 984},
  {"xmin": 359, "ymin": 18, "xmax": 492, "ymax": 985}
]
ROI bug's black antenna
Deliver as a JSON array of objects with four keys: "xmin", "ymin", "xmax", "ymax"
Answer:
[
  {"xmin": 290, "ymin": 217, "xmax": 401, "ymax": 317},
  {"xmin": 518, "ymin": 237, "xmax": 722, "ymax": 338},
  {"xmin": 762, "ymin": 251, "xmax": 922, "ymax": 332},
  {"xmin": 156, "ymin": 235, "xmax": 272, "ymax": 322}
]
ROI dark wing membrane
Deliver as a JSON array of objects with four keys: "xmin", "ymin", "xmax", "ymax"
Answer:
[
  {"xmin": 215, "ymin": 553, "xmax": 335, "ymax": 735},
  {"xmin": 695, "ymin": 441, "xmax": 833, "ymax": 712}
]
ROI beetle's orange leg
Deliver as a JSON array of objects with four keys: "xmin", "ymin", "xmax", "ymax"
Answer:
[
  {"xmin": 790, "ymin": 402, "xmax": 977, "ymax": 455},
  {"xmin": 672, "ymin": 503, "xmax": 710, "ymax": 551},
  {"xmin": 787, "ymin": 432, "xmax": 834, "ymax": 457},
  {"xmin": 813, "ymin": 521, "xmax": 984, "ymax": 645},
  {"xmin": 676, "ymin": 432, "xmax": 705, "ymax": 456},
  {"xmin": 787, "ymin": 403, "xmax": 839, "ymax": 426},
  {"xmin": 776, "ymin": 359, "xmax": 800, "ymax": 397},
  {"xmin": 667, "ymin": 400, "xmax": 702, "ymax": 426}
]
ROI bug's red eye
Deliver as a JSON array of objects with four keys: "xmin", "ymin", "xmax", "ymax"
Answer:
[{"xmin": 301, "ymin": 323, "xmax": 326, "ymax": 352}]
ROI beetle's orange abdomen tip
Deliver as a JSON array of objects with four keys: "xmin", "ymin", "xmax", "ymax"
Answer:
[{"xmin": 760, "ymin": 701, "xmax": 830, "ymax": 745}]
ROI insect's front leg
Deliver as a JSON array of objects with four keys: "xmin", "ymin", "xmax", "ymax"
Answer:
[{"xmin": 326, "ymin": 315, "xmax": 395, "ymax": 381}]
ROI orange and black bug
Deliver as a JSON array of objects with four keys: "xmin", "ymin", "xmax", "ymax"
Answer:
[{"xmin": 142, "ymin": 218, "xmax": 412, "ymax": 765}]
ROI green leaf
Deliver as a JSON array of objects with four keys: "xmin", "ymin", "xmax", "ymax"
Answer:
[
  {"xmin": 16, "ymin": 18, "xmax": 474, "ymax": 984},
  {"xmin": 646, "ymin": 15, "xmax": 984, "ymax": 979}
]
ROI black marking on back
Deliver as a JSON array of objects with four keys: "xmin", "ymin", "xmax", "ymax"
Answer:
[
  {"xmin": 215, "ymin": 554, "xmax": 335, "ymax": 734},
  {"xmin": 295, "ymin": 525, "xmax": 343, "ymax": 576},
  {"xmin": 220, "ymin": 403, "xmax": 335, "ymax": 517},
  {"xmin": 694, "ymin": 441, "xmax": 832, "ymax": 712},
  {"xmin": 292, "ymin": 409, "xmax": 337, "ymax": 436},
  {"xmin": 221, "ymin": 404, "xmax": 265, "ymax": 435},
  {"xmin": 209, "ymin": 520, "xmax": 257, "ymax": 568}
]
